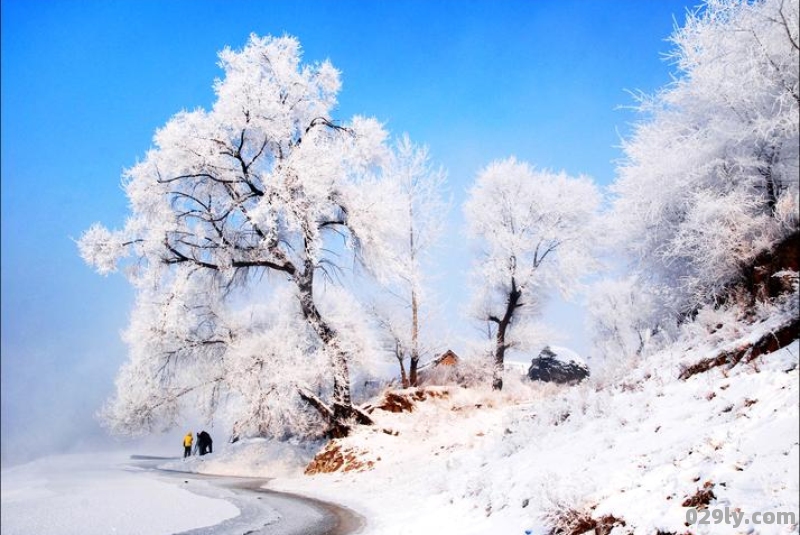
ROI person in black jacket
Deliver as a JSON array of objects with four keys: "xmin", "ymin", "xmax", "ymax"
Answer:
[{"xmin": 198, "ymin": 430, "xmax": 213, "ymax": 455}]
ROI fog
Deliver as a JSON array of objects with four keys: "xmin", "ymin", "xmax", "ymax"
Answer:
[{"xmin": 1, "ymin": 262, "xmax": 153, "ymax": 465}]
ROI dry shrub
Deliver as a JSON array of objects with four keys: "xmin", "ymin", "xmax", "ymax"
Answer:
[
  {"xmin": 375, "ymin": 391, "xmax": 415, "ymax": 413},
  {"xmin": 304, "ymin": 440, "xmax": 375, "ymax": 474},
  {"xmin": 369, "ymin": 387, "xmax": 450, "ymax": 414},
  {"xmin": 542, "ymin": 506, "xmax": 595, "ymax": 534},
  {"xmin": 681, "ymin": 481, "xmax": 716, "ymax": 509},
  {"xmin": 541, "ymin": 495, "xmax": 625, "ymax": 535},
  {"xmin": 541, "ymin": 503, "xmax": 626, "ymax": 535}
]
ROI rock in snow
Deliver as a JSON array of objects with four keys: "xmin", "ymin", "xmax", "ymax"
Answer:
[{"xmin": 527, "ymin": 345, "xmax": 589, "ymax": 384}]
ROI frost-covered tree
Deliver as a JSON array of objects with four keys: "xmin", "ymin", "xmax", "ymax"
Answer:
[
  {"xmin": 80, "ymin": 34, "xmax": 404, "ymax": 438},
  {"xmin": 377, "ymin": 135, "xmax": 448, "ymax": 387},
  {"xmin": 611, "ymin": 0, "xmax": 799, "ymax": 317},
  {"xmin": 587, "ymin": 276, "xmax": 665, "ymax": 363},
  {"xmin": 464, "ymin": 158, "xmax": 600, "ymax": 390}
]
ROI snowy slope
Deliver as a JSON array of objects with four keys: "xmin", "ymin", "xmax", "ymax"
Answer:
[{"xmin": 264, "ymin": 303, "xmax": 799, "ymax": 534}]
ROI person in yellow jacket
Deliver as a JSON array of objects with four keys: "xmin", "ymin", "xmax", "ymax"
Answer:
[{"xmin": 183, "ymin": 431, "xmax": 193, "ymax": 458}]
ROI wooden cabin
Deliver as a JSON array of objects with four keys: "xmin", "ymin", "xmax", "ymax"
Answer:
[{"xmin": 417, "ymin": 349, "xmax": 460, "ymax": 385}]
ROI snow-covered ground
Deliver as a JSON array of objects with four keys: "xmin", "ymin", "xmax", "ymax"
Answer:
[
  {"xmin": 0, "ymin": 452, "xmax": 241, "ymax": 535},
  {"xmin": 0, "ymin": 445, "xmax": 364, "ymax": 535},
  {"xmin": 3, "ymin": 303, "xmax": 798, "ymax": 535},
  {"xmin": 159, "ymin": 438, "xmax": 317, "ymax": 479},
  {"xmin": 267, "ymin": 304, "xmax": 797, "ymax": 534}
]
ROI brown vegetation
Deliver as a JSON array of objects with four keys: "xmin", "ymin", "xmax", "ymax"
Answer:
[
  {"xmin": 544, "ymin": 507, "xmax": 626, "ymax": 535},
  {"xmin": 681, "ymin": 481, "xmax": 716, "ymax": 509},
  {"xmin": 304, "ymin": 440, "xmax": 376, "ymax": 475},
  {"xmin": 739, "ymin": 231, "xmax": 799, "ymax": 302},
  {"xmin": 365, "ymin": 387, "xmax": 450, "ymax": 414},
  {"xmin": 679, "ymin": 317, "xmax": 799, "ymax": 380}
]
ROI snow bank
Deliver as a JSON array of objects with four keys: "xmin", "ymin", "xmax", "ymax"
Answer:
[
  {"xmin": 0, "ymin": 452, "xmax": 239, "ymax": 535},
  {"xmin": 159, "ymin": 437, "xmax": 317, "ymax": 478}
]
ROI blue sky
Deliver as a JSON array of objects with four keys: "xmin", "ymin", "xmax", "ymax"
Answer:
[{"xmin": 1, "ymin": 0, "xmax": 698, "ymax": 464}]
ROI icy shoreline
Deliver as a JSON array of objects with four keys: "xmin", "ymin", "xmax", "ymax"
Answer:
[{"xmin": 0, "ymin": 452, "xmax": 240, "ymax": 535}]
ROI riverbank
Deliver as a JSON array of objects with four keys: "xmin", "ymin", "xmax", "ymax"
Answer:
[{"xmin": 0, "ymin": 452, "xmax": 364, "ymax": 535}]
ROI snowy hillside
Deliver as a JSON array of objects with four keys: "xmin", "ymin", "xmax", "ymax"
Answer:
[{"xmin": 155, "ymin": 298, "xmax": 799, "ymax": 534}]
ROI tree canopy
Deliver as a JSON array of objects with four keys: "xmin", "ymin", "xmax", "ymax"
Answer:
[
  {"xmin": 610, "ymin": 0, "xmax": 799, "ymax": 318},
  {"xmin": 80, "ymin": 34, "xmax": 405, "ymax": 438}
]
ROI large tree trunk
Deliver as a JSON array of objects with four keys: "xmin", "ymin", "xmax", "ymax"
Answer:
[
  {"xmin": 492, "ymin": 277, "xmax": 522, "ymax": 391},
  {"xmin": 757, "ymin": 144, "xmax": 779, "ymax": 215},
  {"xmin": 296, "ymin": 264, "xmax": 366, "ymax": 436},
  {"xmin": 407, "ymin": 208, "xmax": 422, "ymax": 388},
  {"xmin": 408, "ymin": 286, "xmax": 420, "ymax": 386},
  {"xmin": 297, "ymin": 387, "xmax": 373, "ymax": 439},
  {"xmin": 396, "ymin": 341, "xmax": 410, "ymax": 388}
]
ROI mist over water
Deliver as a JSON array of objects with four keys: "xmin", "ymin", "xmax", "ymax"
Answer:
[{"xmin": 1, "ymin": 341, "xmax": 120, "ymax": 465}]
